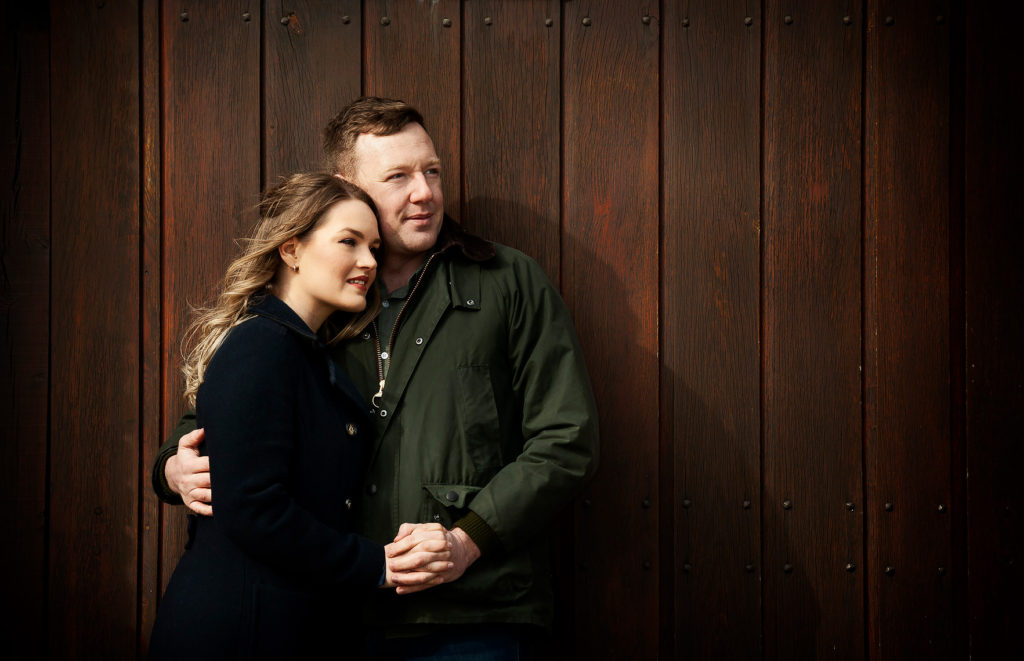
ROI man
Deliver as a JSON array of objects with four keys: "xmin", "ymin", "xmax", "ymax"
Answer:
[{"xmin": 153, "ymin": 97, "xmax": 599, "ymax": 658}]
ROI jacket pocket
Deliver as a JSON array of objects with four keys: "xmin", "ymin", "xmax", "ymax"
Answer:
[
  {"xmin": 454, "ymin": 365, "xmax": 503, "ymax": 471},
  {"xmin": 421, "ymin": 483, "xmax": 533, "ymax": 603}
]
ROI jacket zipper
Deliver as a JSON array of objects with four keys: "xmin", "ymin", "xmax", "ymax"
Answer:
[{"xmin": 370, "ymin": 252, "xmax": 439, "ymax": 409}]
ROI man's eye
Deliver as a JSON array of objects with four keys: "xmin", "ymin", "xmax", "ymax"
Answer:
[
  {"xmin": 387, "ymin": 173, "xmax": 405, "ymax": 181},
  {"xmin": 426, "ymin": 168, "xmax": 441, "ymax": 177}
]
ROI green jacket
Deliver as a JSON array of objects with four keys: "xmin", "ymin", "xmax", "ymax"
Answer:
[{"xmin": 154, "ymin": 218, "xmax": 599, "ymax": 628}]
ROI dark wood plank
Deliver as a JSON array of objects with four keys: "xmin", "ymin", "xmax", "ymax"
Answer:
[
  {"xmin": 139, "ymin": 0, "xmax": 162, "ymax": 653},
  {"xmin": 48, "ymin": 0, "xmax": 139, "ymax": 656},
  {"xmin": 461, "ymin": 0, "xmax": 560, "ymax": 279},
  {"xmin": 864, "ymin": 3, "xmax": 954, "ymax": 659},
  {"xmin": 363, "ymin": 0, "xmax": 461, "ymax": 219},
  {"xmin": 159, "ymin": 0, "xmax": 261, "ymax": 595},
  {"xmin": 263, "ymin": 0, "xmax": 361, "ymax": 184},
  {"xmin": 662, "ymin": 3, "xmax": 762, "ymax": 658},
  {"xmin": 562, "ymin": 2, "xmax": 660, "ymax": 657},
  {"xmin": 965, "ymin": 1, "xmax": 1024, "ymax": 657},
  {"xmin": 0, "ymin": 4, "xmax": 50, "ymax": 658},
  {"xmin": 762, "ymin": 3, "xmax": 865, "ymax": 658}
]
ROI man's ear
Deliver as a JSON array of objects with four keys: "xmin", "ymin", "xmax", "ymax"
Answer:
[{"xmin": 279, "ymin": 238, "xmax": 299, "ymax": 268}]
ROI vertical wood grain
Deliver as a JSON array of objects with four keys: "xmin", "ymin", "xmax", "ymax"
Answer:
[
  {"xmin": 263, "ymin": 0, "xmax": 362, "ymax": 184},
  {"xmin": 662, "ymin": 3, "xmax": 762, "ymax": 658},
  {"xmin": 462, "ymin": 0, "xmax": 560, "ymax": 279},
  {"xmin": 864, "ymin": 3, "xmax": 954, "ymax": 659},
  {"xmin": 363, "ymin": 0, "xmax": 462, "ymax": 219},
  {"xmin": 159, "ymin": 0, "xmax": 261, "ymax": 593},
  {"xmin": 965, "ymin": 1, "xmax": 1024, "ymax": 657},
  {"xmin": 563, "ymin": 2, "xmax": 660, "ymax": 657},
  {"xmin": 49, "ymin": 0, "xmax": 140, "ymax": 656},
  {"xmin": 0, "ymin": 4, "xmax": 50, "ymax": 657},
  {"xmin": 138, "ymin": 0, "xmax": 162, "ymax": 653},
  {"xmin": 763, "ymin": 2, "xmax": 865, "ymax": 658}
]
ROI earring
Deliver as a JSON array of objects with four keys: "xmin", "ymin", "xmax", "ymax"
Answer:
[{"xmin": 292, "ymin": 263, "xmax": 299, "ymax": 272}]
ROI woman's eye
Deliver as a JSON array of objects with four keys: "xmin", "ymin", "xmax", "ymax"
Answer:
[{"xmin": 340, "ymin": 238, "xmax": 356, "ymax": 246}]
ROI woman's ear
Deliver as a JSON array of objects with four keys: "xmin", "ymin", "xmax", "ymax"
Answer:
[{"xmin": 279, "ymin": 238, "xmax": 299, "ymax": 270}]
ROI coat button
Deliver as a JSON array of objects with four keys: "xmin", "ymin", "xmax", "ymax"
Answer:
[
  {"xmin": 345, "ymin": 498, "xmax": 353, "ymax": 510},
  {"xmin": 381, "ymin": 300, "xmax": 391, "ymax": 308},
  {"xmin": 466, "ymin": 299, "xmax": 475, "ymax": 306},
  {"xmin": 368, "ymin": 484, "xmax": 378, "ymax": 495},
  {"xmin": 445, "ymin": 490, "xmax": 458, "ymax": 502},
  {"xmin": 362, "ymin": 332, "xmax": 371, "ymax": 340},
  {"xmin": 346, "ymin": 423, "xmax": 357, "ymax": 436},
  {"xmin": 379, "ymin": 409, "xmax": 388, "ymax": 418},
  {"xmin": 415, "ymin": 337, "xmax": 423, "ymax": 345}
]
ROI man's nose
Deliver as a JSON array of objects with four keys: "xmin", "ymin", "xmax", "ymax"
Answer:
[{"xmin": 409, "ymin": 172, "xmax": 434, "ymax": 203}]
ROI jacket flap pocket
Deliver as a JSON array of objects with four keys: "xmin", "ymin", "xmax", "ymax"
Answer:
[{"xmin": 423, "ymin": 483, "xmax": 482, "ymax": 509}]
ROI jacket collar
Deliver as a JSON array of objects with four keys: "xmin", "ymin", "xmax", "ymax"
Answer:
[
  {"xmin": 434, "ymin": 215, "xmax": 496, "ymax": 263},
  {"xmin": 248, "ymin": 294, "xmax": 319, "ymax": 342}
]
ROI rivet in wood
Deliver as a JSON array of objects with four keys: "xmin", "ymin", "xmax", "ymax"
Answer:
[
  {"xmin": 94, "ymin": 507, "xmax": 103, "ymax": 516},
  {"xmin": 484, "ymin": 17, "xmax": 492, "ymax": 26},
  {"xmin": 937, "ymin": 503, "xmax": 946, "ymax": 513},
  {"xmin": 783, "ymin": 563, "xmax": 793, "ymax": 574},
  {"xmin": 884, "ymin": 565, "xmax": 895, "ymax": 576},
  {"xmin": 937, "ymin": 566, "xmax": 946, "ymax": 575},
  {"xmin": 381, "ymin": 16, "xmax": 391, "ymax": 26},
  {"xmin": 442, "ymin": 18, "xmax": 452, "ymax": 28},
  {"xmin": 643, "ymin": 560, "xmax": 653, "ymax": 570},
  {"xmin": 783, "ymin": 499, "xmax": 792, "ymax": 510},
  {"xmin": 281, "ymin": 15, "xmax": 291, "ymax": 26},
  {"xmin": 582, "ymin": 17, "xmax": 592, "ymax": 27},
  {"xmin": 545, "ymin": 18, "xmax": 553, "ymax": 27},
  {"xmin": 936, "ymin": 15, "xmax": 945, "ymax": 24},
  {"xmin": 681, "ymin": 17, "xmax": 690, "ymax": 28},
  {"xmin": 846, "ymin": 502, "xmax": 855, "ymax": 511},
  {"xmin": 583, "ymin": 498, "xmax": 592, "ymax": 507},
  {"xmin": 743, "ymin": 500, "xmax": 751, "ymax": 509},
  {"xmin": 242, "ymin": 12, "xmax": 251, "ymax": 22},
  {"xmin": 642, "ymin": 15, "xmax": 651, "ymax": 25},
  {"xmin": 845, "ymin": 563, "xmax": 857, "ymax": 573},
  {"xmin": 784, "ymin": 15, "xmax": 794, "ymax": 25},
  {"xmin": 884, "ymin": 502, "xmax": 894, "ymax": 512},
  {"xmin": 683, "ymin": 563, "xmax": 691, "ymax": 572},
  {"xmin": 642, "ymin": 497, "xmax": 651, "ymax": 509},
  {"xmin": 745, "ymin": 564, "xmax": 755, "ymax": 573},
  {"xmin": 843, "ymin": 16, "xmax": 852, "ymax": 26},
  {"xmin": 682, "ymin": 498, "xmax": 692, "ymax": 508},
  {"xmin": 342, "ymin": 15, "xmax": 351, "ymax": 25},
  {"xmin": 180, "ymin": 10, "xmax": 189, "ymax": 22},
  {"xmin": 884, "ymin": 16, "xmax": 895, "ymax": 26},
  {"xmin": 744, "ymin": 17, "xmax": 753, "ymax": 27}
]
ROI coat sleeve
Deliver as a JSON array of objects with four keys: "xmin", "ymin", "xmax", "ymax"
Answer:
[
  {"xmin": 464, "ymin": 254, "xmax": 599, "ymax": 552},
  {"xmin": 199, "ymin": 322, "xmax": 384, "ymax": 587},
  {"xmin": 150, "ymin": 410, "xmax": 197, "ymax": 505}
]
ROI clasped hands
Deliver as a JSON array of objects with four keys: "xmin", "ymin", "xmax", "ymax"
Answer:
[{"xmin": 383, "ymin": 523, "xmax": 479, "ymax": 595}]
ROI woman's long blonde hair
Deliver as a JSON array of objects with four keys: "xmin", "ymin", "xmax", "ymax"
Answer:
[{"xmin": 181, "ymin": 173, "xmax": 381, "ymax": 407}]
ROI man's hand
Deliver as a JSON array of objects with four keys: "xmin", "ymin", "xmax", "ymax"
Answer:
[
  {"xmin": 387, "ymin": 524, "xmax": 481, "ymax": 595},
  {"xmin": 384, "ymin": 522, "xmax": 453, "ymax": 594},
  {"xmin": 165, "ymin": 428, "xmax": 212, "ymax": 516}
]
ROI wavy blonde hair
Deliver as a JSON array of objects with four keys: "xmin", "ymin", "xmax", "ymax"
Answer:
[{"xmin": 181, "ymin": 173, "xmax": 381, "ymax": 407}]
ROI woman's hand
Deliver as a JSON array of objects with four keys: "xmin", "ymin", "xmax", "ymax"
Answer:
[{"xmin": 383, "ymin": 522, "xmax": 453, "ymax": 594}]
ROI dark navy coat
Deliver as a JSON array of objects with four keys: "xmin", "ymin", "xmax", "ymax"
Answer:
[{"xmin": 149, "ymin": 295, "xmax": 384, "ymax": 660}]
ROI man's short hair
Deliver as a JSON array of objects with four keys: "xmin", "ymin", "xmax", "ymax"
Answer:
[{"xmin": 322, "ymin": 96, "xmax": 425, "ymax": 177}]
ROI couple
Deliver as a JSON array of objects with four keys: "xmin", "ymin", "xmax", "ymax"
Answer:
[{"xmin": 148, "ymin": 97, "xmax": 599, "ymax": 660}]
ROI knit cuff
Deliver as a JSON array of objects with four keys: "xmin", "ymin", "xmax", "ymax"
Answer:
[{"xmin": 453, "ymin": 510, "xmax": 502, "ymax": 557}]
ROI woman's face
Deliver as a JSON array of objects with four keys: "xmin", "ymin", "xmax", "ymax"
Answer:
[{"xmin": 286, "ymin": 199, "xmax": 380, "ymax": 329}]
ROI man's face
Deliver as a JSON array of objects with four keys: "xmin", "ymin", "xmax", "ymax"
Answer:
[{"xmin": 348, "ymin": 123, "xmax": 444, "ymax": 262}]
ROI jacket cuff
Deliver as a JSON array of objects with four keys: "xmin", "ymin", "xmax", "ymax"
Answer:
[
  {"xmin": 151, "ymin": 449, "xmax": 185, "ymax": 506},
  {"xmin": 453, "ymin": 510, "xmax": 502, "ymax": 557}
]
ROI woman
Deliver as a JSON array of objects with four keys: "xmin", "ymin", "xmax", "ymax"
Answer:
[{"xmin": 149, "ymin": 174, "xmax": 449, "ymax": 660}]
